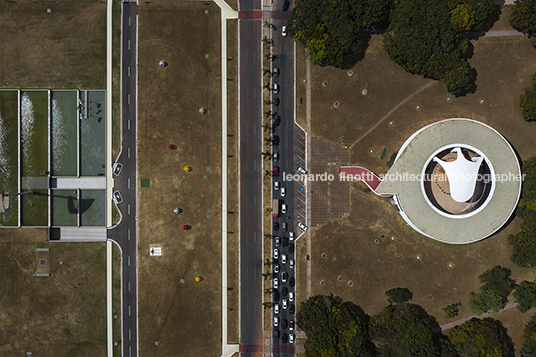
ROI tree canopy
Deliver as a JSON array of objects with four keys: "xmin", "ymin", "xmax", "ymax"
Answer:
[
  {"xmin": 468, "ymin": 266, "xmax": 515, "ymax": 315},
  {"xmin": 448, "ymin": 318, "xmax": 514, "ymax": 356},
  {"xmin": 385, "ymin": 287, "xmax": 413, "ymax": 304},
  {"xmin": 369, "ymin": 304, "xmax": 438, "ymax": 357},
  {"xmin": 383, "ymin": 0, "xmax": 475, "ymax": 96},
  {"xmin": 509, "ymin": 156, "xmax": 536, "ymax": 267},
  {"xmin": 510, "ymin": 0, "xmax": 536, "ymax": 36},
  {"xmin": 287, "ymin": 0, "xmax": 392, "ymax": 68},
  {"xmin": 522, "ymin": 314, "xmax": 536, "ymax": 357},
  {"xmin": 519, "ymin": 73, "xmax": 536, "ymax": 122},
  {"xmin": 514, "ymin": 281, "xmax": 536, "ymax": 313},
  {"xmin": 296, "ymin": 294, "xmax": 373, "ymax": 356}
]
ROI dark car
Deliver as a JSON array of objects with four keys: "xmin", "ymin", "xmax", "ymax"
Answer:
[
  {"xmin": 272, "ymin": 136, "xmax": 280, "ymax": 146},
  {"xmin": 273, "ymin": 67, "xmax": 280, "ymax": 77},
  {"xmin": 274, "ymin": 329, "xmax": 280, "ymax": 339},
  {"xmin": 289, "ymin": 304, "xmax": 295, "ymax": 314},
  {"xmin": 282, "ymin": 319, "xmax": 288, "ymax": 329},
  {"xmin": 273, "ymin": 166, "xmax": 279, "ymax": 176},
  {"xmin": 273, "ymin": 289, "xmax": 280, "ymax": 301},
  {"xmin": 282, "ymin": 237, "xmax": 288, "ymax": 247},
  {"xmin": 289, "ymin": 276, "xmax": 295, "ymax": 288},
  {"xmin": 273, "ymin": 97, "xmax": 280, "ymax": 106},
  {"xmin": 272, "ymin": 114, "xmax": 281, "ymax": 127},
  {"xmin": 282, "ymin": 333, "xmax": 288, "ymax": 343},
  {"xmin": 282, "ymin": 287, "xmax": 288, "ymax": 296},
  {"xmin": 273, "ymin": 152, "xmax": 279, "ymax": 162},
  {"xmin": 273, "ymin": 222, "xmax": 279, "ymax": 231},
  {"xmin": 288, "ymin": 243, "xmax": 294, "ymax": 254},
  {"xmin": 282, "ymin": 222, "xmax": 287, "ymax": 232},
  {"xmin": 282, "ymin": 0, "xmax": 290, "ymax": 11}
]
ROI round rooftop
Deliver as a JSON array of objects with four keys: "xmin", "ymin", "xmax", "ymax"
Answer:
[{"xmin": 375, "ymin": 119, "xmax": 521, "ymax": 244}]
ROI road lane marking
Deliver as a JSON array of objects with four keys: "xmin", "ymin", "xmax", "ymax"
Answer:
[
  {"xmin": 128, "ymin": 66, "xmax": 131, "ymax": 77},
  {"xmin": 128, "ymin": 282, "xmax": 131, "ymax": 292},
  {"xmin": 129, "ymin": 346, "xmax": 132, "ymax": 357},
  {"xmin": 128, "ymin": 94, "xmax": 130, "ymax": 104},
  {"xmin": 129, "ymin": 305, "xmax": 131, "ymax": 316},
  {"xmin": 128, "ymin": 119, "xmax": 131, "ymax": 130},
  {"xmin": 129, "ymin": 16, "xmax": 131, "ymax": 26},
  {"xmin": 128, "ymin": 40, "xmax": 130, "ymax": 50},
  {"xmin": 128, "ymin": 256, "xmax": 131, "ymax": 266},
  {"xmin": 129, "ymin": 329, "xmax": 131, "ymax": 340},
  {"xmin": 128, "ymin": 178, "xmax": 131, "ymax": 189},
  {"xmin": 128, "ymin": 147, "xmax": 131, "ymax": 158},
  {"xmin": 128, "ymin": 229, "xmax": 131, "ymax": 240},
  {"xmin": 128, "ymin": 204, "xmax": 131, "ymax": 215}
]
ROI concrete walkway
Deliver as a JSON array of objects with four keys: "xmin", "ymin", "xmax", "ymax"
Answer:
[
  {"xmin": 212, "ymin": 0, "xmax": 239, "ymax": 356},
  {"xmin": 305, "ymin": 56, "xmax": 312, "ymax": 299}
]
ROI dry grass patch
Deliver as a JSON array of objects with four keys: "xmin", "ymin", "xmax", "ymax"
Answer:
[
  {"xmin": 137, "ymin": 2, "xmax": 224, "ymax": 355},
  {"xmin": 0, "ymin": 0, "xmax": 106, "ymax": 89},
  {"xmin": 0, "ymin": 229, "xmax": 106, "ymax": 356}
]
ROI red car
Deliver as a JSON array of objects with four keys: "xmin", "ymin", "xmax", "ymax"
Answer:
[
  {"xmin": 282, "ymin": 222, "xmax": 287, "ymax": 232},
  {"xmin": 273, "ymin": 166, "xmax": 280, "ymax": 176}
]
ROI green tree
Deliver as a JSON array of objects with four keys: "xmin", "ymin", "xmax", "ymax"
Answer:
[
  {"xmin": 297, "ymin": 294, "xmax": 374, "ymax": 356},
  {"xmin": 442, "ymin": 62, "xmax": 473, "ymax": 96},
  {"xmin": 369, "ymin": 304, "xmax": 438, "ymax": 357},
  {"xmin": 521, "ymin": 314, "xmax": 536, "ymax": 357},
  {"xmin": 449, "ymin": 1, "xmax": 475, "ymax": 31},
  {"xmin": 442, "ymin": 303, "xmax": 461, "ymax": 319},
  {"xmin": 385, "ymin": 287, "xmax": 413, "ymax": 304},
  {"xmin": 448, "ymin": 318, "xmax": 514, "ymax": 356},
  {"xmin": 519, "ymin": 74, "xmax": 536, "ymax": 122},
  {"xmin": 468, "ymin": 266, "xmax": 515, "ymax": 315},
  {"xmin": 514, "ymin": 281, "xmax": 536, "ymax": 313},
  {"xmin": 510, "ymin": 0, "xmax": 536, "ymax": 36}
]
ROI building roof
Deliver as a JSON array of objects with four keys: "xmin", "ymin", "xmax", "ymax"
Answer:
[{"xmin": 375, "ymin": 119, "xmax": 521, "ymax": 244}]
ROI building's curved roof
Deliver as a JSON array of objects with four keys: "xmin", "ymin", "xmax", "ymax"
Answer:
[{"xmin": 375, "ymin": 119, "xmax": 521, "ymax": 244}]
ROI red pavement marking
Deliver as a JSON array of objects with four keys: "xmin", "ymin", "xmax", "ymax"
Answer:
[
  {"xmin": 239, "ymin": 10, "xmax": 262, "ymax": 20},
  {"xmin": 239, "ymin": 344, "xmax": 263, "ymax": 352},
  {"xmin": 339, "ymin": 166, "xmax": 383, "ymax": 191},
  {"xmin": 272, "ymin": 344, "xmax": 296, "ymax": 353}
]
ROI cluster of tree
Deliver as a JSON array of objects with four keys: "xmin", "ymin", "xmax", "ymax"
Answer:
[
  {"xmin": 522, "ymin": 314, "xmax": 536, "ymax": 356},
  {"xmin": 468, "ymin": 266, "xmax": 515, "ymax": 315},
  {"xmin": 519, "ymin": 73, "xmax": 536, "ymax": 122},
  {"xmin": 297, "ymin": 294, "xmax": 514, "ymax": 356},
  {"xmin": 385, "ymin": 287, "xmax": 413, "ymax": 304},
  {"xmin": 509, "ymin": 156, "xmax": 536, "ymax": 266},
  {"xmin": 383, "ymin": 0, "xmax": 493, "ymax": 96},
  {"xmin": 510, "ymin": 0, "xmax": 536, "ymax": 36},
  {"xmin": 286, "ymin": 0, "xmax": 393, "ymax": 68}
]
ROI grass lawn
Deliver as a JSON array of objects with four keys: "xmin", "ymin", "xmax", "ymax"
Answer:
[
  {"xmin": 137, "ymin": 1, "xmax": 231, "ymax": 355},
  {"xmin": 0, "ymin": 0, "xmax": 107, "ymax": 89},
  {"xmin": 0, "ymin": 229, "xmax": 106, "ymax": 356},
  {"xmin": 298, "ymin": 5, "xmax": 536, "ymax": 354}
]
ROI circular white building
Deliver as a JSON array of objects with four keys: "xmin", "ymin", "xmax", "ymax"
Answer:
[{"xmin": 375, "ymin": 119, "xmax": 522, "ymax": 244}]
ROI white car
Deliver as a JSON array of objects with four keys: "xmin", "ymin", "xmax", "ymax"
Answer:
[
  {"xmin": 274, "ymin": 248, "xmax": 279, "ymax": 259},
  {"xmin": 273, "ymin": 83, "xmax": 280, "ymax": 94},
  {"xmin": 282, "ymin": 271, "xmax": 288, "ymax": 282},
  {"xmin": 281, "ymin": 203, "xmax": 287, "ymax": 214},
  {"xmin": 289, "ymin": 291, "xmax": 294, "ymax": 302},
  {"xmin": 298, "ymin": 167, "xmax": 307, "ymax": 174},
  {"xmin": 282, "ymin": 299, "xmax": 288, "ymax": 309},
  {"xmin": 274, "ymin": 303, "xmax": 280, "ymax": 314},
  {"xmin": 274, "ymin": 316, "xmax": 279, "ymax": 326},
  {"xmin": 289, "ymin": 258, "xmax": 294, "ymax": 269},
  {"xmin": 281, "ymin": 254, "xmax": 287, "ymax": 264},
  {"xmin": 274, "ymin": 264, "xmax": 280, "ymax": 274},
  {"xmin": 289, "ymin": 232, "xmax": 294, "ymax": 240},
  {"xmin": 298, "ymin": 222, "xmax": 308, "ymax": 231},
  {"xmin": 281, "ymin": 187, "xmax": 286, "ymax": 197},
  {"xmin": 282, "ymin": 26, "xmax": 287, "ymax": 36},
  {"xmin": 273, "ymin": 277, "xmax": 279, "ymax": 289},
  {"xmin": 289, "ymin": 333, "xmax": 295, "ymax": 344},
  {"xmin": 274, "ymin": 181, "xmax": 280, "ymax": 190}
]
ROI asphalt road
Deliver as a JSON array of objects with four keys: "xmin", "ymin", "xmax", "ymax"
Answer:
[
  {"xmin": 238, "ymin": 0, "xmax": 265, "ymax": 353},
  {"xmin": 107, "ymin": 2, "xmax": 139, "ymax": 357},
  {"xmin": 270, "ymin": 6, "xmax": 296, "ymax": 355}
]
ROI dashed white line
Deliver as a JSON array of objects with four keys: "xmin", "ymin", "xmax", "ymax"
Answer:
[
  {"xmin": 129, "ymin": 329, "xmax": 131, "ymax": 340},
  {"xmin": 128, "ymin": 66, "xmax": 131, "ymax": 77},
  {"xmin": 129, "ymin": 16, "xmax": 131, "ymax": 26},
  {"xmin": 128, "ymin": 204, "xmax": 131, "ymax": 215},
  {"xmin": 128, "ymin": 94, "xmax": 130, "ymax": 105},
  {"xmin": 128, "ymin": 119, "xmax": 131, "ymax": 130},
  {"xmin": 128, "ymin": 229, "xmax": 131, "ymax": 240},
  {"xmin": 129, "ymin": 305, "xmax": 131, "ymax": 316},
  {"xmin": 128, "ymin": 147, "xmax": 131, "ymax": 158},
  {"xmin": 128, "ymin": 281, "xmax": 131, "ymax": 292},
  {"xmin": 128, "ymin": 40, "xmax": 130, "ymax": 50},
  {"xmin": 129, "ymin": 346, "xmax": 132, "ymax": 357},
  {"xmin": 128, "ymin": 256, "xmax": 131, "ymax": 266},
  {"xmin": 128, "ymin": 178, "xmax": 131, "ymax": 189}
]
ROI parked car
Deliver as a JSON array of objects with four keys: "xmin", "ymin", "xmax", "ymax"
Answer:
[
  {"xmin": 282, "ymin": 299, "xmax": 288, "ymax": 309},
  {"xmin": 298, "ymin": 222, "xmax": 308, "ymax": 231},
  {"xmin": 282, "ymin": 25, "xmax": 287, "ymax": 36},
  {"xmin": 298, "ymin": 166, "xmax": 307, "ymax": 174},
  {"xmin": 274, "ymin": 264, "xmax": 280, "ymax": 274},
  {"xmin": 289, "ymin": 276, "xmax": 295, "ymax": 287},
  {"xmin": 274, "ymin": 316, "xmax": 279, "ymax": 326},
  {"xmin": 273, "ymin": 98, "xmax": 280, "ymax": 106},
  {"xmin": 282, "ymin": 333, "xmax": 288, "ymax": 343},
  {"xmin": 281, "ymin": 254, "xmax": 287, "ymax": 264},
  {"xmin": 272, "ymin": 136, "xmax": 280, "ymax": 146},
  {"xmin": 282, "ymin": 237, "xmax": 288, "ymax": 247},
  {"xmin": 282, "ymin": 222, "xmax": 287, "ymax": 232},
  {"xmin": 289, "ymin": 304, "xmax": 295, "ymax": 314},
  {"xmin": 282, "ymin": 287, "xmax": 288, "ymax": 296},
  {"xmin": 273, "ymin": 67, "xmax": 280, "ymax": 77},
  {"xmin": 273, "ymin": 166, "xmax": 280, "ymax": 176},
  {"xmin": 282, "ymin": 319, "xmax": 288, "ymax": 329},
  {"xmin": 282, "ymin": 271, "xmax": 288, "ymax": 282},
  {"xmin": 274, "ymin": 329, "xmax": 280, "ymax": 339},
  {"xmin": 273, "ymin": 277, "xmax": 279, "ymax": 289},
  {"xmin": 289, "ymin": 333, "xmax": 295, "ymax": 344},
  {"xmin": 274, "ymin": 236, "xmax": 280, "ymax": 247},
  {"xmin": 273, "ymin": 152, "xmax": 279, "ymax": 162},
  {"xmin": 281, "ymin": 187, "xmax": 286, "ymax": 197},
  {"xmin": 281, "ymin": 203, "xmax": 287, "ymax": 214},
  {"xmin": 289, "ymin": 291, "xmax": 294, "ymax": 302},
  {"xmin": 289, "ymin": 258, "xmax": 294, "ymax": 269},
  {"xmin": 273, "ymin": 248, "xmax": 279, "ymax": 259},
  {"xmin": 289, "ymin": 243, "xmax": 294, "ymax": 254},
  {"xmin": 273, "ymin": 289, "xmax": 280, "ymax": 301},
  {"xmin": 272, "ymin": 114, "xmax": 281, "ymax": 126},
  {"xmin": 282, "ymin": 0, "xmax": 290, "ymax": 11},
  {"xmin": 289, "ymin": 320, "xmax": 294, "ymax": 330},
  {"xmin": 273, "ymin": 83, "xmax": 280, "ymax": 94},
  {"xmin": 273, "ymin": 222, "xmax": 279, "ymax": 231},
  {"xmin": 289, "ymin": 231, "xmax": 294, "ymax": 240},
  {"xmin": 274, "ymin": 303, "xmax": 280, "ymax": 314},
  {"xmin": 274, "ymin": 181, "xmax": 280, "ymax": 190}
]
